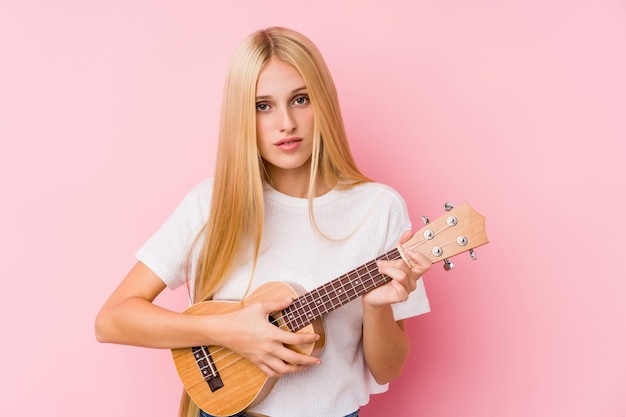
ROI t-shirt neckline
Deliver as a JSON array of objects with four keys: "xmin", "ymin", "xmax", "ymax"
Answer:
[{"xmin": 263, "ymin": 183, "xmax": 341, "ymax": 207}]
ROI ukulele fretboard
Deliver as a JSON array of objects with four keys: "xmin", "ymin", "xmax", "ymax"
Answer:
[{"xmin": 281, "ymin": 248, "xmax": 401, "ymax": 332}]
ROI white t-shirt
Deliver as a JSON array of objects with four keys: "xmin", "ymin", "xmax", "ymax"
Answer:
[{"xmin": 137, "ymin": 179, "xmax": 430, "ymax": 417}]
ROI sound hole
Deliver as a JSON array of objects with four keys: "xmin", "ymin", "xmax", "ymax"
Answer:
[{"xmin": 269, "ymin": 312, "xmax": 288, "ymax": 331}]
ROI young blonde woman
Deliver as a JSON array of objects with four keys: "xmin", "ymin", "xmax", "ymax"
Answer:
[{"xmin": 95, "ymin": 27, "xmax": 432, "ymax": 417}]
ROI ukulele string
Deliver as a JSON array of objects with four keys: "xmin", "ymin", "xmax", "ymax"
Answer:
[
  {"xmin": 284, "ymin": 263, "xmax": 391, "ymax": 329},
  {"xmin": 197, "ymin": 226, "xmax": 456, "ymax": 374},
  {"xmin": 400, "ymin": 222, "xmax": 455, "ymax": 255},
  {"xmin": 283, "ymin": 229, "xmax": 455, "ymax": 328}
]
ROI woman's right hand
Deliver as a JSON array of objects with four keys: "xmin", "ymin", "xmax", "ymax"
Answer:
[{"xmin": 214, "ymin": 297, "xmax": 321, "ymax": 377}]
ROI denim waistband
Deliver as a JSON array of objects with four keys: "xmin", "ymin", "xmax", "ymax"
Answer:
[{"xmin": 200, "ymin": 410, "xmax": 359, "ymax": 417}]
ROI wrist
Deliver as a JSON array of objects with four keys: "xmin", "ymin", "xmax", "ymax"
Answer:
[{"xmin": 361, "ymin": 298, "xmax": 393, "ymax": 318}]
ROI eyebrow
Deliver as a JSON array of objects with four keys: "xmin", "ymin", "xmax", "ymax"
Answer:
[{"xmin": 255, "ymin": 86, "xmax": 308, "ymax": 101}]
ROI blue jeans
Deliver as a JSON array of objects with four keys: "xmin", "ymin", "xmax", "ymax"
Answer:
[{"xmin": 199, "ymin": 411, "xmax": 359, "ymax": 417}]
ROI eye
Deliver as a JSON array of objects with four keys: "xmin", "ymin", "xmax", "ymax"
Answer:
[
  {"xmin": 293, "ymin": 95, "xmax": 309, "ymax": 106},
  {"xmin": 256, "ymin": 102, "xmax": 270, "ymax": 112}
]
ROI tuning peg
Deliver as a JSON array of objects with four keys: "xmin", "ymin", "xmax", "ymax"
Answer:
[
  {"xmin": 444, "ymin": 202, "xmax": 454, "ymax": 212},
  {"xmin": 443, "ymin": 258, "xmax": 454, "ymax": 271},
  {"xmin": 469, "ymin": 249, "xmax": 477, "ymax": 260},
  {"xmin": 421, "ymin": 215, "xmax": 430, "ymax": 225}
]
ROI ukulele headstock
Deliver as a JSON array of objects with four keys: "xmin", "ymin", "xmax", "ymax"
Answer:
[{"xmin": 399, "ymin": 202, "xmax": 488, "ymax": 270}]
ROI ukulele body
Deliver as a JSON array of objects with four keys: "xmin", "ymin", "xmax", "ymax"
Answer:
[{"xmin": 172, "ymin": 281, "xmax": 326, "ymax": 416}]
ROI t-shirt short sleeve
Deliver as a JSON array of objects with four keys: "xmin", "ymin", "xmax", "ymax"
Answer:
[{"xmin": 135, "ymin": 179, "xmax": 213, "ymax": 289}]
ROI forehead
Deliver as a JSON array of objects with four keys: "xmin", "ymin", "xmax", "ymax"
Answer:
[{"xmin": 256, "ymin": 58, "xmax": 306, "ymax": 96}]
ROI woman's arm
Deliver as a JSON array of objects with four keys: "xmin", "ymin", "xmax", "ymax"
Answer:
[
  {"xmin": 361, "ymin": 231, "xmax": 432, "ymax": 384},
  {"xmin": 95, "ymin": 261, "xmax": 321, "ymax": 377},
  {"xmin": 95, "ymin": 262, "xmax": 225, "ymax": 348},
  {"xmin": 362, "ymin": 304, "xmax": 409, "ymax": 384}
]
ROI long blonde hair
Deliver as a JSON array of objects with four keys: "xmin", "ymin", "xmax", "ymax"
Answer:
[{"xmin": 181, "ymin": 26, "xmax": 370, "ymax": 417}]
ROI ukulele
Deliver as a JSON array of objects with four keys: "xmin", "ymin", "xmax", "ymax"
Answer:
[{"xmin": 171, "ymin": 202, "xmax": 488, "ymax": 416}]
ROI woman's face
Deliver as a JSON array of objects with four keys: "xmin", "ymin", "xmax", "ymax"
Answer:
[{"xmin": 255, "ymin": 58, "xmax": 315, "ymax": 186}]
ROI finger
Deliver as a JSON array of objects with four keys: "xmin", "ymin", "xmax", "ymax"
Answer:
[
  {"xmin": 398, "ymin": 229, "xmax": 413, "ymax": 244},
  {"xmin": 388, "ymin": 279, "xmax": 411, "ymax": 300},
  {"xmin": 377, "ymin": 258, "xmax": 410, "ymax": 279},
  {"xmin": 396, "ymin": 230, "xmax": 432, "ymax": 273},
  {"xmin": 279, "ymin": 347, "xmax": 321, "ymax": 367},
  {"xmin": 255, "ymin": 344, "xmax": 319, "ymax": 377},
  {"xmin": 261, "ymin": 297, "xmax": 294, "ymax": 314},
  {"xmin": 276, "ymin": 327, "xmax": 320, "ymax": 347},
  {"xmin": 257, "ymin": 361, "xmax": 300, "ymax": 378},
  {"xmin": 261, "ymin": 357, "xmax": 311, "ymax": 377},
  {"xmin": 406, "ymin": 249, "xmax": 432, "ymax": 273},
  {"xmin": 247, "ymin": 342, "xmax": 316, "ymax": 376},
  {"xmin": 378, "ymin": 258, "xmax": 420, "ymax": 291}
]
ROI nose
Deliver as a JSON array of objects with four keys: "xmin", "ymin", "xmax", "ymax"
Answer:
[{"xmin": 278, "ymin": 107, "xmax": 296, "ymax": 133}]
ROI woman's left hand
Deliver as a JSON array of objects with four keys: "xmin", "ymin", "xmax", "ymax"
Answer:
[{"xmin": 362, "ymin": 230, "xmax": 432, "ymax": 307}]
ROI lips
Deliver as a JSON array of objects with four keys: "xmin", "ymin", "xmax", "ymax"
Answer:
[
  {"xmin": 274, "ymin": 137, "xmax": 303, "ymax": 151},
  {"xmin": 274, "ymin": 137, "xmax": 302, "ymax": 146}
]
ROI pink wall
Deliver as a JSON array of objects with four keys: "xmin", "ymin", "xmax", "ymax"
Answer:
[{"xmin": 1, "ymin": 1, "xmax": 625, "ymax": 416}]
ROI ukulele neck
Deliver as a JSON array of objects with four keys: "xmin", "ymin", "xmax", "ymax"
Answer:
[{"xmin": 281, "ymin": 248, "xmax": 400, "ymax": 332}]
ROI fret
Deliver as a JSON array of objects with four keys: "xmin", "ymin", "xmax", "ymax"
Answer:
[
  {"xmin": 283, "ymin": 307, "xmax": 295, "ymax": 330},
  {"xmin": 355, "ymin": 264, "xmax": 371, "ymax": 282},
  {"xmin": 332, "ymin": 278, "xmax": 349, "ymax": 305},
  {"xmin": 346, "ymin": 271, "xmax": 358, "ymax": 299},
  {"xmin": 281, "ymin": 248, "xmax": 402, "ymax": 332},
  {"xmin": 317, "ymin": 284, "xmax": 331, "ymax": 307},
  {"xmin": 285, "ymin": 299, "xmax": 304, "ymax": 330},
  {"xmin": 308, "ymin": 287, "xmax": 326, "ymax": 318},
  {"xmin": 346, "ymin": 270, "xmax": 363, "ymax": 294},
  {"xmin": 321, "ymin": 280, "xmax": 337, "ymax": 310},
  {"xmin": 302, "ymin": 293, "xmax": 317, "ymax": 323},
  {"xmin": 344, "ymin": 275, "xmax": 359, "ymax": 300}
]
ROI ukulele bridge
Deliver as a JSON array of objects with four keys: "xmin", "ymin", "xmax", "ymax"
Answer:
[{"xmin": 192, "ymin": 346, "xmax": 224, "ymax": 392}]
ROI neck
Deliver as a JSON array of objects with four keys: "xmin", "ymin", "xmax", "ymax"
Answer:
[
  {"xmin": 266, "ymin": 166, "xmax": 330, "ymax": 198},
  {"xmin": 272, "ymin": 180, "xmax": 330, "ymax": 198}
]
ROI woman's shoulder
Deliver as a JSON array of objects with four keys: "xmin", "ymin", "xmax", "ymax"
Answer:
[
  {"xmin": 188, "ymin": 177, "xmax": 214, "ymax": 195},
  {"xmin": 170, "ymin": 178, "xmax": 215, "ymax": 222},
  {"xmin": 181, "ymin": 178, "xmax": 214, "ymax": 203},
  {"xmin": 345, "ymin": 181, "xmax": 407, "ymax": 205},
  {"xmin": 357, "ymin": 181, "xmax": 402, "ymax": 194}
]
